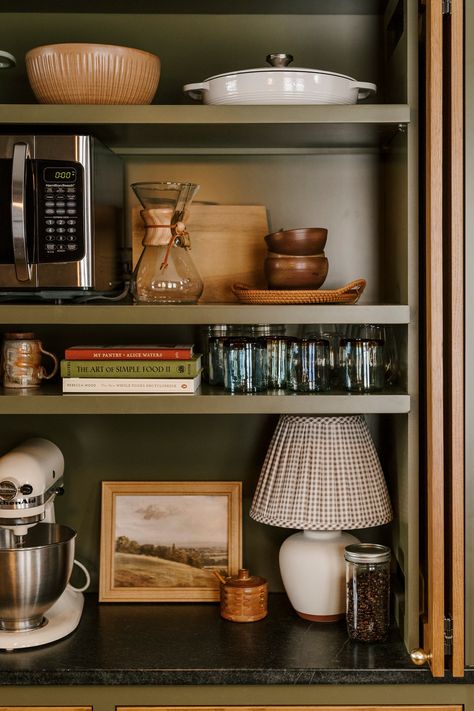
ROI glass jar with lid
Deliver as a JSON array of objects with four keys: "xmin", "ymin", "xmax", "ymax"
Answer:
[{"xmin": 344, "ymin": 543, "xmax": 391, "ymax": 642}]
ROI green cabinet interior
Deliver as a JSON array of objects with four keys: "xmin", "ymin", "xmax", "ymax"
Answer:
[
  {"xmin": 0, "ymin": 0, "xmax": 422, "ymax": 674},
  {"xmin": 0, "ymin": 412, "xmax": 402, "ymax": 596}
]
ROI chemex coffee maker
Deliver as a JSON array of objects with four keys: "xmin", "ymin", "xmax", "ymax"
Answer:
[{"xmin": 0, "ymin": 438, "xmax": 89, "ymax": 651}]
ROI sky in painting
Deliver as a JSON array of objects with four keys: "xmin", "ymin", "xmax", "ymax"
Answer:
[{"xmin": 115, "ymin": 494, "xmax": 228, "ymax": 547}]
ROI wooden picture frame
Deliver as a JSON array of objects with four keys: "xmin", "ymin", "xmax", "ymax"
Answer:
[{"xmin": 99, "ymin": 481, "xmax": 242, "ymax": 602}]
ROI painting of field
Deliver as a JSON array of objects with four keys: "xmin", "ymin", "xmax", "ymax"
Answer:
[{"xmin": 100, "ymin": 481, "xmax": 242, "ymax": 602}]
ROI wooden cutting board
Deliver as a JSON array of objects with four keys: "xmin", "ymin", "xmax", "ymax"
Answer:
[{"xmin": 132, "ymin": 204, "xmax": 269, "ymax": 303}]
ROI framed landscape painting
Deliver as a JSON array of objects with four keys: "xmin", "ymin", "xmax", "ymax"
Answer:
[{"xmin": 99, "ymin": 481, "xmax": 242, "ymax": 602}]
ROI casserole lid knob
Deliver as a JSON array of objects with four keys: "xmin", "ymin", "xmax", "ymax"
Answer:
[{"xmin": 266, "ymin": 53, "xmax": 293, "ymax": 68}]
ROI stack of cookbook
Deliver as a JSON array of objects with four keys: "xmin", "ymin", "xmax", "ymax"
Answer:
[{"xmin": 61, "ymin": 344, "xmax": 202, "ymax": 393}]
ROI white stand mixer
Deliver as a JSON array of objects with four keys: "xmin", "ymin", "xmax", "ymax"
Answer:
[{"xmin": 0, "ymin": 438, "xmax": 89, "ymax": 651}]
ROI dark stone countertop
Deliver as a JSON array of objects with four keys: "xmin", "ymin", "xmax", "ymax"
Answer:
[{"xmin": 0, "ymin": 593, "xmax": 470, "ymax": 685}]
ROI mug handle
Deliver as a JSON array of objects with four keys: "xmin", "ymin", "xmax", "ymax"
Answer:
[
  {"xmin": 39, "ymin": 346, "xmax": 58, "ymax": 380},
  {"xmin": 69, "ymin": 559, "xmax": 91, "ymax": 593}
]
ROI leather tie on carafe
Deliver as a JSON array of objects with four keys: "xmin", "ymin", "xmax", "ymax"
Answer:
[{"xmin": 140, "ymin": 208, "xmax": 191, "ymax": 270}]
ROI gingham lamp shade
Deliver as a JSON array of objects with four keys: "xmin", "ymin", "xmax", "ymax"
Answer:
[{"xmin": 250, "ymin": 414, "xmax": 393, "ymax": 530}]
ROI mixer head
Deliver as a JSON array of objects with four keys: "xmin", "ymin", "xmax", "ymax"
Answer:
[{"xmin": 0, "ymin": 438, "xmax": 64, "ymax": 538}]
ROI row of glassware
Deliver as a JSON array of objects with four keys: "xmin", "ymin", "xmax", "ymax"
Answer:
[{"xmin": 202, "ymin": 324, "xmax": 399, "ymax": 394}]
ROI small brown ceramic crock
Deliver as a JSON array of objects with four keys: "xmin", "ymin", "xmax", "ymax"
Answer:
[{"xmin": 218, "ymin": 568, "xmax": 268, "ymax": 622}]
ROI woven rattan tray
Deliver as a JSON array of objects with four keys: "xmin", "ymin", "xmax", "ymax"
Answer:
[{"xmin": 232, "ymin": 279, "xmax": 366, "ymax": 305}]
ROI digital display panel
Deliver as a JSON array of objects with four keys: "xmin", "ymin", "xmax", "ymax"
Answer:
[{"xmin": 43, "ymin": 167, "xmax": 77, "ymax": 183}]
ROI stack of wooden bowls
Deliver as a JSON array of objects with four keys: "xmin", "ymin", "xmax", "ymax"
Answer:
[{"xmin": 264, "ymin": 227, "xmax": 329, "ymax": 290}]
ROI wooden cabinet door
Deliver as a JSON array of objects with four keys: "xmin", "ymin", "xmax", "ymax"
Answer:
[
  {"xmin": 416, "ymin": 0, "xmax": 464, "ymax": 677},
  {"xmin": 421, "ymin": 0, "xmax": 446, "ymax": 678}
]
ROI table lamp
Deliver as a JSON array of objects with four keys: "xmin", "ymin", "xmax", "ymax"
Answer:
[{"xmin": 250, "ymin": 414, "xmax": 393, "ymax": 621}]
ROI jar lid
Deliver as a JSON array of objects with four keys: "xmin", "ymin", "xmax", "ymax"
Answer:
[
  {"xmin": 344, "ymin": 543, "xmax": 391, "ymax": 563},
  {"xmin": 224, "ymin": 568, "xmax": 267, "ymax": 588}
]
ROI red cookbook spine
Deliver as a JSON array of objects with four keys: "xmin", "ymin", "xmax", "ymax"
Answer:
[{"xmin": 64, "ymin": 348, "xmax": 193, "ymax": 361}]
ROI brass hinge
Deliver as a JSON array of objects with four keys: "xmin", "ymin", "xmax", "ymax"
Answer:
[
  {"xmin": 442, "ymin": 0, "xmax": 451, "ymax": 14},
  {"xmin": 444, "ymin": 615, "xmax": 453, "ymax": 655}
]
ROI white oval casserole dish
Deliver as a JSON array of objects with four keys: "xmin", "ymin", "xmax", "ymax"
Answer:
[{"xmin": 183, "ymin": 54, "xmax": 376, "ymax": 106}]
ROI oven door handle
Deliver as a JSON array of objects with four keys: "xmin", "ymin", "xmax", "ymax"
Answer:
[{"xmin": 11, "ymin": 141, "xmax": 32, "ymax": 282}]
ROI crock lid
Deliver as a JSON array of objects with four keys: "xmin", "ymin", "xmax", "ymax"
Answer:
[{"xmin": 224, "ymin": 568, "xmax": 267, "ymax": 588}]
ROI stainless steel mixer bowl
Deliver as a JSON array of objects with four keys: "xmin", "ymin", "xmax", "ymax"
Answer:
[{"xmin": 0, "ymin": 523, "xmax": 76, "ymax": 631}]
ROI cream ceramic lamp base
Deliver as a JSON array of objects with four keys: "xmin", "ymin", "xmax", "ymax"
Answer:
[{"xmin": 279, "ymin": 530, "xmax": 360, "ymax": 621}]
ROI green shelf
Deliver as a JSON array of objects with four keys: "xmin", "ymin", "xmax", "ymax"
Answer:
[
  {"xmin": 0, "ymin": 385, "xmax": 410, "ymax": 415},
  {"xmin": 0, "ymin": 303, "xmax": 411, "ymax": 326},
  {"xmin": 0, "ymin": 104, "xmax": 411, "ymax": 150}
]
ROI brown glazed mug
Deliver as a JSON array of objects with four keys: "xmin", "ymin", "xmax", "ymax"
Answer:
[{"xmin": 2, "ymin": 332, "xmax": 58, "ymax": 389}]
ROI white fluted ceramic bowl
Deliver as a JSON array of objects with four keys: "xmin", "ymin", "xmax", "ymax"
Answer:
[{"xmin": 26, "ymin": 43, "xmax": 160, "ymax": 104}]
